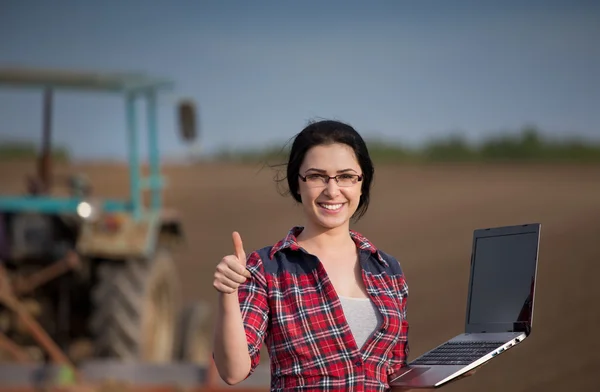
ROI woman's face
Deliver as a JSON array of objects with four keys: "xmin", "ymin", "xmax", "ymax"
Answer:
[{"xmin": 297, "ymin": 143, "xmax": 363, "ymax": 231}]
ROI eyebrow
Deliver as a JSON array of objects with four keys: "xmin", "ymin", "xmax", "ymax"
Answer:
[{"xmin": 304, "ymin": 168, "xmax": 358, "ymax": 174}]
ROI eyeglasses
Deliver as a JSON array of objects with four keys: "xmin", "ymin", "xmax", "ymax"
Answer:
[{"xmin": 298, "ymin": 173, "xmax": 363, "ymax": 188}]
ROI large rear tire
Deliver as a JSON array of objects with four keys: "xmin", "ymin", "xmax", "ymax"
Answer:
[
  {"xmin": 89, "ymin": 250, "xmax": 181, "ymax": 362},
  {"xmin": 176, "ymin": 302, "xmax": 211, "ymax": 365}
]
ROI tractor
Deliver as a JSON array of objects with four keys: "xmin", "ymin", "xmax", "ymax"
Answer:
[{"xmin": 0, "ymin": 67, "xmax": 208, "ymax": 368}]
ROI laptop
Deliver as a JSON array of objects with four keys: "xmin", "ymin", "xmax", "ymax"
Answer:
[{"xmin": 389, "ymin": 223, "xmax": 541, "ymax": 389}]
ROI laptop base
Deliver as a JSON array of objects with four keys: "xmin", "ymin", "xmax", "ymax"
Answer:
[{"xmin": 389, "ymin": 332, "xmax": 526, "ymax": 388}]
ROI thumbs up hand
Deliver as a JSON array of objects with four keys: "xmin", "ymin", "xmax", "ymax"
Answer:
[{"xmin": 213, "ymin": 231, "xmax": 253, "ymax": 294}]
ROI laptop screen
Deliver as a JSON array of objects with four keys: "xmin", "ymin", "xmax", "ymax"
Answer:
[{"xmin": 466, "ymin": 230, "xmax": 539, "ymax": 333}]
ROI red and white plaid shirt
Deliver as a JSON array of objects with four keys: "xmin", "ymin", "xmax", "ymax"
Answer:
[{"xmin": 238, "ymin": 226, "xmax": 410, "ymax": 391}]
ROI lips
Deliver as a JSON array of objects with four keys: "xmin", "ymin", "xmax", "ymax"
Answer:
[{"xmin": 317, "ymin": 202, "xmax": 344, "ymax": 212}]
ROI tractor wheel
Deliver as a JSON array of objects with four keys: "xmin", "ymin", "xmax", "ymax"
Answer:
[
  {"xmin": 89, "ymin": 250, "xmax": 181, "ymax": 362},
  {"xmin": 176, "ymin": 302, "xmax": 212, "ymax": 364}
]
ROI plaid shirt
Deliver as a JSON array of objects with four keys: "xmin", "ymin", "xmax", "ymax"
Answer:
[{"xmin": 238, "ymin": 226, "xmax": 409, "ymax": 391}]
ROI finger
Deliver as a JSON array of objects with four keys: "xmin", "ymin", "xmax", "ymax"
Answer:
[
  {"xmin": 226, "ymin": 257, "xmax": 252, "ymax": 279},
  {"xmin": 219, "ymin": 277, "xmax": 242, "ymax": 291},
  {"xmin": 214, "ymin": 272, "xmax": 243, "ymax": 290},
  {"xmin": 213, "ymin": 281, "xmax": 236, "ymax": 294},
  {"xmin": 220, "ymin": 266, "xmax": 249, "ymax": 284},
  {"xmin": 232, "ymin": 231, "xmax": 246, "ymax": 264}
]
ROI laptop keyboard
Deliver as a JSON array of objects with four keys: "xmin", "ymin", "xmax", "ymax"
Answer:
[{"xmin": 410, "ymin": 341, "xmax": 505, "ymax": 366}]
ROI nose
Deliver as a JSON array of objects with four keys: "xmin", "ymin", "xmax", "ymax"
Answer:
[{"xmin": 323, "ymin": 179, "xmax": 341, "ymax": 197}]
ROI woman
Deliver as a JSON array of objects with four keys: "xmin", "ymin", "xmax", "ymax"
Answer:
[{"xmin": 212, "ymin": 120, "xmax": 411, "ymax": 391}]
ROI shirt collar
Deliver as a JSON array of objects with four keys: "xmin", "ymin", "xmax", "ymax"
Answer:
[{"xmin": 269, "ymin": 226, "xmax": 388, "ymax": 266}]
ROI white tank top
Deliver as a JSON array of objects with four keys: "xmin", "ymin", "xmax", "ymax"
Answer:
[{"xmin": 338, "ymin": 295, "xmax": 383, "ymax": 350}]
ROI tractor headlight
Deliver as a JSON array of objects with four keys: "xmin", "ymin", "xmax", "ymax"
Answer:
[{"xmin": 76, "ymin": 199, "xmax": 101, "ymax": 221}]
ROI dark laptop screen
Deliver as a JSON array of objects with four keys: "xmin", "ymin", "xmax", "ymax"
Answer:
[{"xmin": 467, "ymin": 232, "xmax": 539, "ymax": 332}]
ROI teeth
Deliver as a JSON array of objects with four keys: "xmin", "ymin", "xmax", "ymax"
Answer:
[{"xmin": 321, "ymin": 203, "xmax": 342, "ymax": 210}]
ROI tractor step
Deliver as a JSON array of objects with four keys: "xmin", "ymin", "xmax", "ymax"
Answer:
[{"xmin": 0, "ymin": 361, "xmax": 271, "ymax": 390}]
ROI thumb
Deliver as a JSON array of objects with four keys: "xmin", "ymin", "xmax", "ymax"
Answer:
[{"xmin": 232, "ymin": 231, "xmax": 246, "ymax": 266}]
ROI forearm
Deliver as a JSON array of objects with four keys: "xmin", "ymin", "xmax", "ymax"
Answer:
[
  {"xmin": 212, "ymin": 291, "xmax": 252, "ymax": 385},
  {"xmin": 388, "ymin": 345, "xmax": 408, "ymax": 374},
  {"xmin": 389, "ymin": 323, "xmax": 410, "ymax": 374}
]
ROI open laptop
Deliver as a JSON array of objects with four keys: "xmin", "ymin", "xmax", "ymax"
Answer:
[{"xmin": 390, "ymin": 223, "xmax": 541, "ymax": 389}]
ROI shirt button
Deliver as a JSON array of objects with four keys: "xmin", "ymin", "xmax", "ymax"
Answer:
[{"xmin": 355, "ymin": 360, "xmax": 362, "ymax": 367}]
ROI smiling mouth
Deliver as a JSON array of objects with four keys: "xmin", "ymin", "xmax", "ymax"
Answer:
[{"xmin": 318, "ymin": 203, "xmax": 344, "ymax": 211}]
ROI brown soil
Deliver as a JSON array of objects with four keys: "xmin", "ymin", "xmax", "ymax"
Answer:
[{"xmin": 1, "ymin": 160, "xmax": 599, "ymax": 391}]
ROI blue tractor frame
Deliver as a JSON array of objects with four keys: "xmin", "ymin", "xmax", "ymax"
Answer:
[{"xmin": 0, "ymin": 67, "xmax": 176, "ymax": 222}]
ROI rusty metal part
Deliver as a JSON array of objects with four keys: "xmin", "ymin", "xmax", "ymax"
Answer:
[
  {"xmin": 12, "ymin": 251, "xmax": 81, "ymax": 296},
  {"xmin": 13, "ymin": 299, "xmax": 42, "ymax": 336},
  {"xmin": 0, "ymin": 330, "xmax": 31, "ymax": 362},
  {"xmin": 37, "ymin": 87, "xmax": 54, "ymax": 194},
  {"xmin": 0, "ymin": 290, "xmax": 72, "ymax": 366},
  {"xmin": 0, "ymin": 263, "xmax": 13, "ymax": 298},
  {"xmin": 0, "ymin": 264, "xmax": 78, "ymax": 377}
]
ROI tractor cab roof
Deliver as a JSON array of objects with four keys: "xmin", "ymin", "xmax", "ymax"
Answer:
[{"xmin": 0, "ymin": 66, "xmax": 174, "ymax": 93}]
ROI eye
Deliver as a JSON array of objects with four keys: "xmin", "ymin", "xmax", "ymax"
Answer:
[{"xmin": 338, "ymin": 174, "xmax": 355, "ymax": 180}]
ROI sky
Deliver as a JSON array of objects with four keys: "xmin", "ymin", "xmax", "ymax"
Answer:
[{"xmin": 0, "ymin": 0, "xmax": 599, "ymax": 160}]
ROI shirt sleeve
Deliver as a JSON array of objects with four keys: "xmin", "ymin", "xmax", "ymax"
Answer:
[
  {"xmin": 237, "ymin": 250, "xmax": 270, "ymax": 377},
  {"xmin": 388, "ymin": 275, "xmax": 410, "ymax": 374}
]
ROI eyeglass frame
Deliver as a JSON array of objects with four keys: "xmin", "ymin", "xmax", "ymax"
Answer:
[{"xmin": 298, "ymin": 173, "xmax": 363, "ymax": 187}]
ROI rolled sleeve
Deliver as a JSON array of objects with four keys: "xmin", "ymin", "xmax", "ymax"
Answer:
[
  {"xmin": 389, "ymin": 276, "xmax": 410, "ymax": 374},
  {"xmin": 237, "ymin": 251, "xmax": 270, "ymax": 375}
]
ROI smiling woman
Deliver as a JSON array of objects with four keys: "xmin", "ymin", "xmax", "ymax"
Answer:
[
  {"xmin": 211, "ymin": 119, "xmax": 410, "ymax": 391},
  {"xmin": 295, "ymin": 142, "xmax": 366, "ymax": 232}
]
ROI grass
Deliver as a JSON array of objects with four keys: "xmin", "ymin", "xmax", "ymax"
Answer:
[
  {"xmin": 2, "ymin": 126, "xmax": 599, "ymax": 165},
  {"xmin": 213, "ymin": 126, "xmax": 600, "ymax": 165},
  {"xmin": 0, "ymin": 140, "xmax": 70, "ymax": 162}
]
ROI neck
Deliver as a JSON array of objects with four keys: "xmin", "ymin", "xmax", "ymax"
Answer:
[{"xmin": 297, "ymin": 221, "xmax": 353, "ymax": 252}]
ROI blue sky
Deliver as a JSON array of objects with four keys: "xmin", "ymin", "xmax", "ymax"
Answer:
[{"xmin": 0, "ymin": 0, "xmax": 599, "ymax": 160}]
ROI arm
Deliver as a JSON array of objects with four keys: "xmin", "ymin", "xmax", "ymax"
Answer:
[
  {"xmin": 388, "ymin": 285, "xmax": 418, "ymax": 392},
  {"xmin": 389, "ymin": 276, "xmax": 435, "ymax": 392},
  {"xmin": 388, "ymin": 275, "xmax": 410, "ymax": 376},
  {"xmin": 212, "ymin": 235, "xmax": 270, "ymax": 385},
  {"xmin": 236, "ymin": 251, "xmax": 270, "ymax": 377},
  {"xmin": 213, "ymin": 291, "xmax": 252, "ymax": 384},
  {"xmin": 388, "ymin": 276, "xmax": 476, "ymax": 392}
]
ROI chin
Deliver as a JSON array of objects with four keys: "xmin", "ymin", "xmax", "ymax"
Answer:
[
  {"xmin": 314, "ymin": 212, "xmax": 352, "ymax": 230},
  {"xmin": 318, "ymin": 219, "xmax": 347, "ymax": 230}
]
